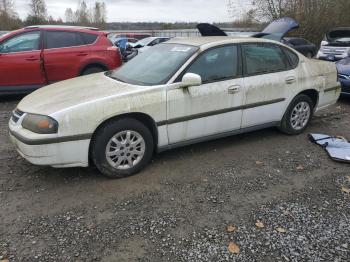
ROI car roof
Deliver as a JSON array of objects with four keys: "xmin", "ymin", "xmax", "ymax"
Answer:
[
  {"xmin": 166, "ymin": 36, "xmax": 277, "ymax": 48},
  {"xmin": 25, "ymin": 25, "xmax": 99, "ymax": 31}
]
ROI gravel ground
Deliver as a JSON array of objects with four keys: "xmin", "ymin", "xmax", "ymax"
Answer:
[{"xmin": 0, "ymin": 95, "xmax": 349, "ymax": 262}]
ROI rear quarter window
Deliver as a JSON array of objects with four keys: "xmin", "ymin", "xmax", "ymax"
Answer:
[
  {"xmin": 81, "ymin": 33, "xmax": 98, "ymax": 45},
  {"xmin": 283, "ymin": 48, "xmax": 299, "ymax": 69}
]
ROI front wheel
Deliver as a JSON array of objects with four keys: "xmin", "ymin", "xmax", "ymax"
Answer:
[
  {"xmin": 279, "ymin": 94, "xmax": 314, "ymax": 135},
  {"xmin": 91, "ymin": 118, "xmax": 154, "ymax": 178}
]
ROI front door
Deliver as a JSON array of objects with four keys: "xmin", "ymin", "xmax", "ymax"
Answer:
[
  {"xmin": 167, "ymin": 45, "xmax": 244, "ymax": 144},
  {"xmin": 0, "ymin": 31, "xmax": 46, "ymax": 90}
]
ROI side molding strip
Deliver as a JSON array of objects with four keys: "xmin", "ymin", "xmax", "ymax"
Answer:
[
  {"xmin": 157, "ymin": 98, "xmax": 285, "ymax": 126},
  {"xmin": 324, "ymin": 86, "xmax": 341, "ymax": 93}
]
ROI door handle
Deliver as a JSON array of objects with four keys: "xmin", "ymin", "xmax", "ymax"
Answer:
[
  {"xmin": 77, "ymin": 52, "xmax": 88, "ymax": 56},
  {"xmin": 26, "ymin": 57, "xmax": 39, "ymax": 61},
  {"xmin": 228, "ymin": 85, "xmax": 241, "ymax": 94},
  {"xmin": 285, "ymin": 77, "xmax": 296, "ymax": 84}
]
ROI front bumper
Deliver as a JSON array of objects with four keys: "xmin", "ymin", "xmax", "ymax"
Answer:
[
  {"xmin": 317, "ymin": 51, "xmax": 347, "ymax": 61},
  {"xmin": 9, "ymin": 119, "xmax": 90, "ymax": 168}
]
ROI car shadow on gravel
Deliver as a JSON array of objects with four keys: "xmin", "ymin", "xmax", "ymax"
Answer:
[{"xmin": 0, "ymin": 95, "xmax": 25, "ymax": 102}]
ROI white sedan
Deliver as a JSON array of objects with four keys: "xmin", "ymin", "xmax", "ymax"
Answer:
[{"xmin": 9, "ymin": 37, "xmax": 341, "ymax": 178}]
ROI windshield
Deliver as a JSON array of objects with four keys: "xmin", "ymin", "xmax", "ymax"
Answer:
[
  {"xmin": 109, "ymin": 44, "xmax": 198, "ymax": 85},
  {"xmin": 327, "ymin": 30, "xmax": 350, "ymax": 42},
  {"xmin": 335, "ymin": 37, "xmax": 350, "ymax": 43}
]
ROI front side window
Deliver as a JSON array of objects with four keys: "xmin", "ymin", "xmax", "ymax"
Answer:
[
  {"xmin": 0, "ymin": 31, "xmax": 40, "ymax": 53},
  {"xmin": 45, "ymin": 31, "xmax": 84, "ymax": 49},
  {"xmin": 243, "ymin": 44, "xmax": 288, "ymax": 75},
  {"xmin": 185, "ymin": 45, "xmax": 239, "ymax": 83}
]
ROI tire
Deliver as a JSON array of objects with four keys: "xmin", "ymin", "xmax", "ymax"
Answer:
[
  {"xmin": 91, "ymin": 118, "xmax": 154, "ymax": 178},
  {"xmin": 279, "ymin": 94, "xmax": 314, "ymax": 135},
  {"xmin": 81, "ymin": 66, "xmax": 105, "ymax": 76}
]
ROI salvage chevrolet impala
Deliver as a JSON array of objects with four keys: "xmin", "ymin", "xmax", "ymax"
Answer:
[{"xmin": 9, "ymin": 37, "xmax": 341, "ymax": 178}]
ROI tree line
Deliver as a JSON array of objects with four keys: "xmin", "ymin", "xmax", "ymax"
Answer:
[
  {"xmin": 229, "ymin": 0, "xmax": 350, "ymax": 45},
  {"xmin": 0, "ymin": 0, "xmax": 107, "ymax": 30}
]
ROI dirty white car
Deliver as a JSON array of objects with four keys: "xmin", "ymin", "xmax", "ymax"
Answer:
[{"xmin": 9, "ymin": 37, "xmax": 340, "ymax": 178}]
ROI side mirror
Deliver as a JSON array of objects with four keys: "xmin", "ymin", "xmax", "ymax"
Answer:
[{"xmin": 181, "ymin": 73, "xmax": 202, "ymax": 88}]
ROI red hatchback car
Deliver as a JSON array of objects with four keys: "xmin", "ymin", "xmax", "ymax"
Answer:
[{"xmin": 0, "ymin": 25, "xmax": 122, "ymax": 95}]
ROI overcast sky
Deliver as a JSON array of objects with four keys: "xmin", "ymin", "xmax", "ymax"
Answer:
[{"xmin": 14, "ymin": 0, "xmax": 251, "ymax": 23}]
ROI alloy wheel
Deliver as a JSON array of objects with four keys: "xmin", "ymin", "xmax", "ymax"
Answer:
[
  {"xmin": 290, "ymin": 101, "xmax": 311, "ymax": 130},
  {"xmin": 105, "ymin": 130, "xmax": 146, "ymax": 170}
]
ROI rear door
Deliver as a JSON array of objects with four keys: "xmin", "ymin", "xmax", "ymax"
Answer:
[
  {"xmin": 43, "ymin": 30, "xmax": 93, "ymax": 83},
  {"xmin": 0, "ymin": 31, "xmax": 46, "ymax": 89},
  {"xmin": 241, "ymin": 43, "xmax": 298, "ymax": 128},
  {"xmin": 167, "ymin": 45, "xmax": 244, "ymax": 144}
]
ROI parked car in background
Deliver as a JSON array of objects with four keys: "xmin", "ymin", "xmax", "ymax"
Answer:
[
  {"xmin": 198, "ymin": 18, "xmax": 316, "ymax": 59},
  {"xmin": 109, "ymin": 33, "xmax": 151, "ymax": 40},
  {"xmin": 283, "ymin": 37, "xmax": 317, "ymax": 58},
  {"xmin": 317, "ymin": 28, "xmax": 350, "ymax": 61},
  {"xmin": 133, "ymin": 37, "xmax": 170, "ymax": 53},
  {"xmin": 9, "ymin": 36, "xmax": 340, "ymax": 178},
  {"xmin": 0, "ymin": 25, "xmax": 122, "ymax": 95},
  {"xmin": 109, "ymin": 36, "xmax": 138, "ymax": 48},
  {"xmin": 336, "ymin": 57, "xmax": 350, "ymax": 94}
]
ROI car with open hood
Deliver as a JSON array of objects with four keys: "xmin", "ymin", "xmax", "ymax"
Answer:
[
  {"xmin": 198, "ymin": 18, "xmax": 314, "ymax": 59},
  {"xmin": 9, "ymin": 36, "xmax": 340, "ymax": 178},
  {"xmin": 317, "ymin": 28, "xmax": 350, "ymax": 61}
]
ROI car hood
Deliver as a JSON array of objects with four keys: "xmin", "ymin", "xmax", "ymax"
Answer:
[
  {"xmin": 17, "ymin": 73, "xmax": 137, "ymax": 116},
  {"xmin": 336, "ymin": 57, "xmax": 350, "ymax": 74},
  {"xmin": 197, "ymin": 23, "xmax": 228, "ymax": 36},
  {"xmin": 327, "ymin": 28, "xmax": 350, "ymax": 41},
  {"xmin": 253, "ymin": 17, "xmax": 299, "ymax": 42},
  {"xmin": 325, "ymin": 28, "xmax": 350, "ymax": 46},
  {"xmin": 197, "ymin": 17, "xmax": 299, "ymax": 42}
]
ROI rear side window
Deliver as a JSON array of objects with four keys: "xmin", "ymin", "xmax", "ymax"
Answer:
[
  {"xmin": 45, "ymin": 31, "xmax": 84, "ymax": 49},
  {"xmin": 243, "ymin": 44, "xmax": 288, "ymax": 75},
  {"xmin": 185, "ymin": 45, "xmax": 239, "ymax": 83},
  {"xmin": 284, "ymin": 48, "xmax": 299, "ymax": 68},
  {"xmin": 81, "ymin": 33, "xmax": 98, "ymax": 44}
]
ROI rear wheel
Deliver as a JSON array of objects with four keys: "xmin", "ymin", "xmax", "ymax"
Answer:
[
  {"xmin": 91, "ymin": 118, "xmax": 154, "ymax": 178},
  {"xmin": 279, "ymin": 94, "xmax": 314, "ymax": 135},
  {"xmin": 82, "ymin": 66, "xmax": 105, "ymax": 75}
]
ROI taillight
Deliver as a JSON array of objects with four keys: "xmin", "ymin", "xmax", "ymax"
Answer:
[{"xmin": 107, "ymin": 46, "xmax": 118, "ymax": 51}]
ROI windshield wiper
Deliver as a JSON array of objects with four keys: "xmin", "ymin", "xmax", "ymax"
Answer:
[{"xmin": 108, "ymin": 73, "xmax": 126, "ymax": 83}]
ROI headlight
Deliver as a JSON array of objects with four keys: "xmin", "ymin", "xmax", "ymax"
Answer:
[{"xmin": 22, "ymin": 114, "xmax": 58, "ymax": 134}]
